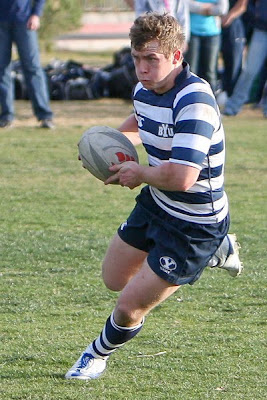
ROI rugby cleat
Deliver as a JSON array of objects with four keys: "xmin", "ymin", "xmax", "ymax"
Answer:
[
  {"xmin": 214, "ymin": 234, "xmax": 243, "ymax": 277},
  {"xmin": 65, "ymin": 352, "xmax": 107, "ymax": 380}
]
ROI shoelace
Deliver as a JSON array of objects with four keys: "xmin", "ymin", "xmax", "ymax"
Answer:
[{"xmin": 78, "ymin": 353, "xmax": 93, "ymax": 370}]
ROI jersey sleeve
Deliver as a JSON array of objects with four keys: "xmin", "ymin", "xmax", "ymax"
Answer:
[{"xmin": 170, "ymin": 88, "xmax": 220, "ymax": 170}]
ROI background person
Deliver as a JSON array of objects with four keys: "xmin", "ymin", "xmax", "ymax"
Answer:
[
  {"xmin": 219, "ymin": 0, "xmax": 248, "ymax": 102},
  {"xmin": 125, "ymin": 0, "xmax": 190, "ymax": 46},
  {"xmin": 0, "ymin": 0, "xmax": 54, "ymax": 129},
  {"xmin": 186, "ymin": 0, "xmax": 229, "ymax": 93},
  {"xmin": 223, "ymin": 0, "xmax": 267, "ymax": 117},
  {"xmin": 65, "ymin": 12, "xmax": 242, "ymax": 380}
]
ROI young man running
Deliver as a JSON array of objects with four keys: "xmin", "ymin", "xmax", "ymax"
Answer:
[{"xmin": 65, "ymin": 12, "xmax": 242, "ymax": 380}]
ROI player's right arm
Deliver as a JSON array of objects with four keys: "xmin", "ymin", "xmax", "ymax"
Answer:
[{"xmin": 118, "ymin": 113, "xmax": 142, "ymax": 146}]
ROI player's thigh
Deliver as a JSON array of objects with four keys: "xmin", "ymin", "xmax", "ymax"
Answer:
[
  {"xmin": 114, "ymin": 260, "xmax": 180, "ymax": 326},
  {"xmin": 102, "ymin": 232, "xmax": 147, "ymax": 292}
]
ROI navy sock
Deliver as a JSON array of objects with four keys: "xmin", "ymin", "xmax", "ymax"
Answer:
[{"xmin": 88, "ymin": 311, "xmax": 144, "ymax": 359}]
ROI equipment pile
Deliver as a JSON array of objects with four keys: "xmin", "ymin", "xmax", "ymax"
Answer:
[{"xmin": 12, "ymin": 47, "xmax": 138, "ymax": 101}]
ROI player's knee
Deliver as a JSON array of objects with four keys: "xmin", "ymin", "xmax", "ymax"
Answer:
[
  {"xmin": 102, "ymin": 273, "xmax": 124, "ymax": 292},
  {"xmin": 115, "ymin": 302, "xmax": 141, "ymax": 326}
]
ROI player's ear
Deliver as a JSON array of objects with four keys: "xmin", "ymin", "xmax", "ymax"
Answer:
[{"xmin": 173, "ymin": 49, "xmax": 182, "ymax": 65}]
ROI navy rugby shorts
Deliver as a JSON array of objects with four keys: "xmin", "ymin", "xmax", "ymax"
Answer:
[{"xmin": 117, "ymin": 186, "xmax": 229, "ymax": 285}]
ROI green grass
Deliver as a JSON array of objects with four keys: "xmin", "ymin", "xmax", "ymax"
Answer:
[{"xmin": 0, "ymin": 99, "xmax": 266, "ymax": 400}]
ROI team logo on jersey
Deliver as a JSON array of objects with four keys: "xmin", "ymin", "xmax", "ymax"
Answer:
[
  {"xmin": 159, "ymin": 256, "xmax": 177, "ymax": 274},
  {"xmin": 120, "ymin": 221, "xmax": 128, "ymax": 230},
  {"xmin": 137, "ymin": 115, "xmax": 145, "ymax": 127},
  {"xmin": 158, "ymin": 124, "xmax": 174, "ymax": 138}
]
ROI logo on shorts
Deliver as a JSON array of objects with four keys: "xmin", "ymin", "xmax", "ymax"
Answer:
[
  {"xmin": 159, "ymin": 256, "xmax": 177, "ymax": 274},
  {"xmin": 120, "ymin": 221, "xmax": 127, "ymax": 230}
]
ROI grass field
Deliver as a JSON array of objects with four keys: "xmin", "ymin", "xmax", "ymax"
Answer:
[{"xmin": 0, "ymin": 91, "xmax": 266, "ymax": 399}]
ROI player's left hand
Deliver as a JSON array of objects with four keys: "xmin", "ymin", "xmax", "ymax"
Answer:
[{"xmin": 105, "ymin": 161, "xmax": 142, "ymax": 189}]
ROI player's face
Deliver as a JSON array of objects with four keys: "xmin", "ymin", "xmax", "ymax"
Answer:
[{"xmin": 131, "ymin": 40, "xmax": 181, "ymax": 94}]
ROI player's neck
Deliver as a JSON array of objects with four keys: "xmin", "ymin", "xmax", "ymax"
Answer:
[{"xmin": 154, "ymin": 64, "xmax": 183, "ymax": 95}]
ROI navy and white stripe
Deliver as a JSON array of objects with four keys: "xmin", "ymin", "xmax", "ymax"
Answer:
[
  {"xmin": 89, "ymin": 312, "xmax": 144, "ymax": 359},
  {"xmin": 133, "ymin": 63, "xmax": 228, "ymax": 224}
]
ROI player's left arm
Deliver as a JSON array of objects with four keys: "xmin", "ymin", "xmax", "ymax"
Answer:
[
  {"xmin": 140, "ymin": 162, "xmax": 200, "ymax": 191},
  {"xmin": 105, "ymin": 160, "xmax": 200, "ymax": 190}
]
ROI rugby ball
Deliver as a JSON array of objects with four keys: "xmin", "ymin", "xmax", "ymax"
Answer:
[{"xmin": 78, "ymin": 125, "xmax": 139, "ymax": 182}]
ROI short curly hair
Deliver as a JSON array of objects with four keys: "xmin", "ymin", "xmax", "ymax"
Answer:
[{"xmin": 129, "ymin": 12, "xmax": 185, "ymax": 58}]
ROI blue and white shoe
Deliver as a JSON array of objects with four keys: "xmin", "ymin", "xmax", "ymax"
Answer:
[{"xmin": 65, "ymin": 352, "xmax": 107, "ymax": 380}]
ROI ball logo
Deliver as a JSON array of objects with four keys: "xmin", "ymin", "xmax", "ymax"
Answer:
[
  {"xmin": 159, "ymin": 256, "xmax": 177, "ymax": 274},
  {"xmin": 115, "ymin": 152, "xmax": 136, "ymax": 162}
]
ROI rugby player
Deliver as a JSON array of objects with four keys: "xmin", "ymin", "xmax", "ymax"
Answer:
[{"xmin": 65, "ymin": 12, "xmax": 242, "ymax": 380}]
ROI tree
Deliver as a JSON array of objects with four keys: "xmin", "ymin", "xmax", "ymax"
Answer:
[{"xmin": 39, "ymin": 0, "xmax": 83, "ymax": 48}]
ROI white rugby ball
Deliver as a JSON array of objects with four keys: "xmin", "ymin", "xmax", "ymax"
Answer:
[{"xmin": 78, "ymin": 125, "xmax": 139, "ymax": 182}]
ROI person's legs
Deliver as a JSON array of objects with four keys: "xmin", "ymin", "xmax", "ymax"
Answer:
[
  {"xmin": 221, "ymin": 18, "xmax": 245, "ymax": 96},
  {"xmin": 113, "ymin": 260, "xmax": 180, "ymax": 326},
  {"xmin": 13, "ymin": 22, "xmax": 53, "ymax": 121},
  {"xmin": 185, "ymin": 34, "xmax": 201, "ymax": 75},
  {"xmin": 262, "ymin": 79, "xmax": 267, "ymax": 117},
  {"xmin": 89, "ymin": 261, "xmax": 179, "ymax": 359},
  {"xmin": 65, "ymin": 237, "xmax": 179, "ymax": 380},
  {"xmin": 102, "ymin": 233, "xmax": 147, "ymax": 292},
  {"xmin": 65, "ymin": 199, "xmax": 237, "ymax": 380},
  {"xmin": 199, "ymin": 34, "xmax": 221, "ymax": 93},
  {"xmin": 0, "ymin": 22, "xmax": 14, "ymax": 122},
  {"xmin": 224, "ymin": 29, "xmax": 267, "ymax": 115}
]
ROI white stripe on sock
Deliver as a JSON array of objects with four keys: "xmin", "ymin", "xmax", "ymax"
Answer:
[{"xmin": 110, "ymin": 311, "xmax": 144, "ymax": 332}]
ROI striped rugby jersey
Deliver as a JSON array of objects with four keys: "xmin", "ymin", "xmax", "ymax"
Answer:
[{"xmin": 133, "ymin": 62, "xmax": 228, "ymax": 224}]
